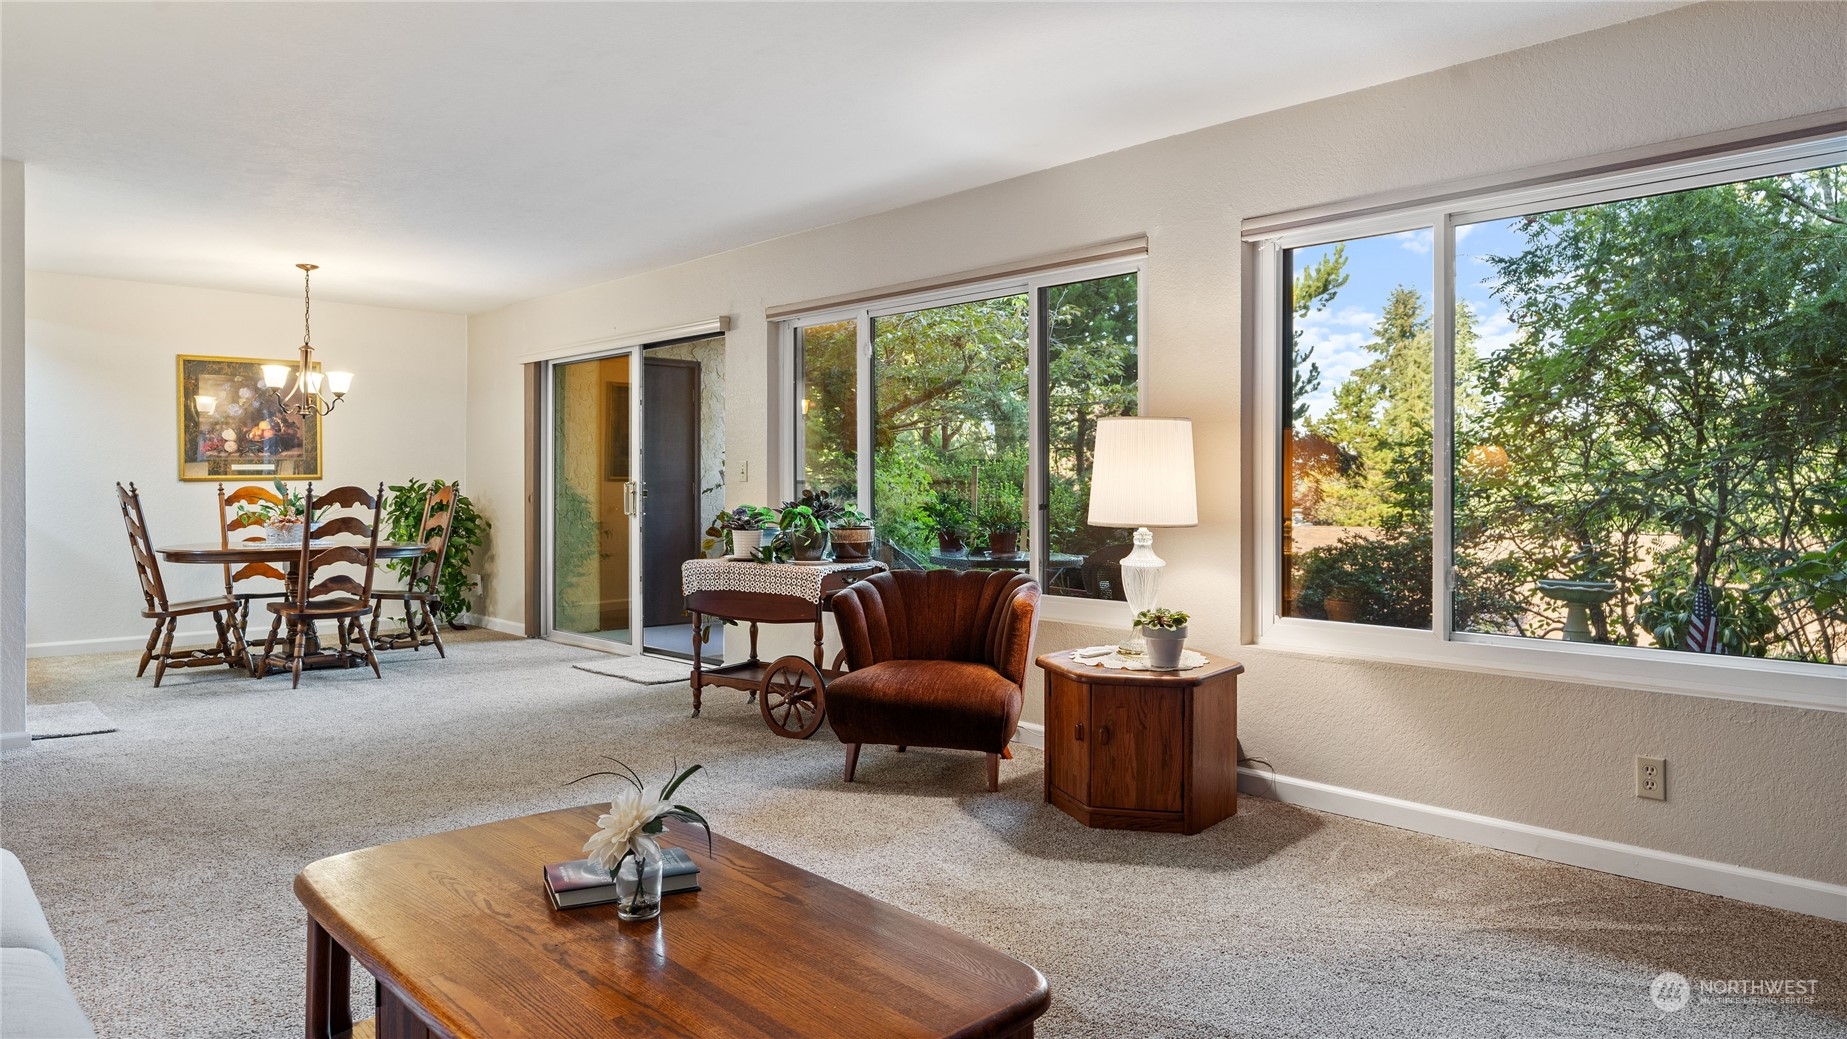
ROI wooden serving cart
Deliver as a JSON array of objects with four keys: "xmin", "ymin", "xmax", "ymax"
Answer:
[{"xmin": 682, "ymin": 559, "xmax": 882, "ymax": 739}]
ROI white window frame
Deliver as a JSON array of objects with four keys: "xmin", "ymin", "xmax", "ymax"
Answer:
[
  {"xmin": 1247, "ymin": 132, "xmax": 1847, "ymax": 713},
  {"xmin": 781, "ymin": 256, "xmax": 1146, "ymax": 627}
]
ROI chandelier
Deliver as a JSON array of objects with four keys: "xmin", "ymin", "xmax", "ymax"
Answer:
[{"xmin": 263, "ymin": 263, "xmax": 352, "ymax": 417}]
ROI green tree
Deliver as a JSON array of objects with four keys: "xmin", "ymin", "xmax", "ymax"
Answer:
[
  {"xmin": 1471, "ymin": 166, "xmax": 1847, "ymax": 661},
  {"xmin": 1289, "ymin": 244, "xmax": 1349, "ymax": 423}
]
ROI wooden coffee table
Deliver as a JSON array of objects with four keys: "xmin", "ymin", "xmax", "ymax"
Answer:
[{"xmin": 295, "ymin": 806, "xmax": 1050, "ymax": 1039}]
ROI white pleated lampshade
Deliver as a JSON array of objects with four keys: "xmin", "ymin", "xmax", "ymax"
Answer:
[{"xmin": 1087, "ymin": 417, "xmax": 1198, "ymax": 528}]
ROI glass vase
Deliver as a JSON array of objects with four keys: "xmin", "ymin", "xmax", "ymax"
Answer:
[{"xmin": 614, "ymin": 846, "xmax": 664, "ymax": 921}]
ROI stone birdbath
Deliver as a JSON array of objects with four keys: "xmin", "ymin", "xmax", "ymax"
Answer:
[{"xmin": 1534, "ymin": 579, "xmax": 1619, "ymax": 643}]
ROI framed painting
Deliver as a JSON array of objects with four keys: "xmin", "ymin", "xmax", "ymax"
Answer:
[
  {"xmin": 605, "ymin": 382, "xmax": 631, "ymax": 481},
  {"xmin": 176, "ymin": 355, "xmax": 322, "ymax": 481}
]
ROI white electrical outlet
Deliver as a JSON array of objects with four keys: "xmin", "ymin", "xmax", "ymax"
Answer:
[
  {"xmin": 467, "ymin": 574, "xmax": 484, "ymax": 596},
  {"xmin": 1636, "ymin": 756, "xmax": 1666, "ymax": 800}
]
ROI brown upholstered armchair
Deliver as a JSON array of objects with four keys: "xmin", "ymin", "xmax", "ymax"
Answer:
[{"xmin": 824, "ymin": 569, "xmax": 1041, "ymax": 791}]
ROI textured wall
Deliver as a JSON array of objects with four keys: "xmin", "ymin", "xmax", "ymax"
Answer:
[
  {"xmin": 1, "ymin": 161, "xmax": 25, "ymax": 749},
  {"xmin": 468, "ymin": 3, "xmax": 1847, "ymax": 884},
  {"xmin": 25, "ymin": 272, "xmax": 469, "ymax": 651}
]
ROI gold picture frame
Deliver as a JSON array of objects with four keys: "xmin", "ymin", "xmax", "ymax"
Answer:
[{"xmin": 176, "ymin": 354, "xmax": 323, "ymax": 482}]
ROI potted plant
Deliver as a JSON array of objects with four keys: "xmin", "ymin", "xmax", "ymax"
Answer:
[
  {"xmin": 921, "ymin": 490, "xmax": 973, "ymax": 555},
  {"xmin": 702, "ymin": 505, "xmax": 775, "ymax": 558},
  {"xmin": 829, "ymin": 503, "xmax": 875, "ymax": 562},
  {"xmin": 383, "ymin": 478, "xmax": 491, "ymax": 628},
  {"xmin": 774, "ymin": 502, "xmax": 830, "ymax": 562},
  {"xmin": 1134, "ymin": 607, "xmax": 1190, "ymax": 670},
  {"xmin": 234, "ymin": 478, "xmax": 314, "ymax": 544},
  {"xmin": 979, "ymin": 496, "xmax": 1023, "ymax": 557}
]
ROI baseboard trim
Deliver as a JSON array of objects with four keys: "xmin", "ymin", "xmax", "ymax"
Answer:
[
  {"xmin": 458, "ymin": 614, "xmax": 526, "ymax": 637},
  {"xmin": 1012, "ymin": 720, "xmax": 1045, "ymax": 750},
  {"xmin": 1, "ymin": 730, "xmax": 30, "ymax": 755},
  {"xmin": 1238, "ymin": 768, "xmax": 1847, "ymax": 922},
  {"xmin": 27, "ymin": 632, "xmax": 213, "ymax": 658}
]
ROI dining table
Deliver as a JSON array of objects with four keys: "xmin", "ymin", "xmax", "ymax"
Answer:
[{"xmin": 157, "ymin": 540, "xmax": 424, "ymax": 674}]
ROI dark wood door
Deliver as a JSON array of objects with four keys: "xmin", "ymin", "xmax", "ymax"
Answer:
[
  {"xmin": 642, "ymin": 358, "xmax": 700, "ymax": 628},
  {"xmin": 1045, "ymin": 673, "xmax": 1090, "ymax": 802},
  {"xmin": 1089, "ymin": 685, "xmax": 1184, "ymax": 812}
]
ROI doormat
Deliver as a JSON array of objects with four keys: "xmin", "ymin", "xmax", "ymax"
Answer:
[
  {"xmin": 572, "ymin": 656, "xmax": 694, "ymax": 685},
  {"xmin": 27, "ymin": 701, "xmax": 118, "ymax": 740}
]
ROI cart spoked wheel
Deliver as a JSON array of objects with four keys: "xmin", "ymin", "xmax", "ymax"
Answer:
[{"xmin": 760, "ymin": 655, "xmax": 826, "ymax": 740}]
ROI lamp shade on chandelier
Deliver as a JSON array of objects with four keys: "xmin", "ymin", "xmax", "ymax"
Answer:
[{"xmin": 264, "ymin": 263, "xmax": 353, "ymax": 417}]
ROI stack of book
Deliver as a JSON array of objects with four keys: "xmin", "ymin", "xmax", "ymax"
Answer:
[{"xmin": 543, "ymin": 847, "xmax": 701, "ymax": 910}]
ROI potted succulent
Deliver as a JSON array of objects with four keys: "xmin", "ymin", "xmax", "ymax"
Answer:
[
  {"xmin": 829, "ymin": 503, "xmax": 875, "ymax": 562},
  {"xmin": 921, "ymin": 490, "xmax": 973, "ymax": 555},
  {"xmin": 774, "ymin": 502, "xmax": 830, "ymax": 562},
  {"xmin": 1134, "ymin": 607, "xmax": 1190, "ymax": 670},
  {"xmin": 979, "ymin": 496, "xmax": 1023, "ymax": 557},
  {"xmin": 702, "ymin": 505, "xmax": 775, "ymax": 558}
]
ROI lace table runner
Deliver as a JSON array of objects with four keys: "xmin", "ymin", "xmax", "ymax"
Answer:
[{"xmin": 680, "ymin": 559, "xmax": 883, "ymax": 604}]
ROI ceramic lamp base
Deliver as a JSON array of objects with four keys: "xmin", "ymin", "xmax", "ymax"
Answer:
[{"xmin": 1117, "ymin": 527, "xmax": 1164, "ymax": 655}]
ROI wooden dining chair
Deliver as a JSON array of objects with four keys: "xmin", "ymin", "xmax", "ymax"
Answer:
[
  {"xmin": 255, "ymin": 483, "xmax": 386, "ymax": 688},
  {"xmin": 115, "ymin": 482, "xmax": 245, "ymax": 686},
  {"xmin": 217, "ymin": 483, "xmax": 290, "ymax": 634},
  {"xmin": 370, "ymin": 481, "xmax": 457, "ymax": 657}
]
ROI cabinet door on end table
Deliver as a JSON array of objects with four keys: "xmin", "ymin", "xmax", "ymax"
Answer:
[
  {"xmin": 1045, "ymin": 673, "xmax": 1089, "ymax": 802},
  {"xmin": 1089, "ymin": 685, "xmax": 1183, "ymax": 813}
]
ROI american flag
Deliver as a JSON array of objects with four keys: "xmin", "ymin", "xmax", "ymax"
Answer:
[{"xmin": 1685, "ymin": 582, "xmax": 1725, "ymax": 654}]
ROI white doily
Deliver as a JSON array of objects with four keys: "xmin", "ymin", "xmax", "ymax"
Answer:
[
  {"xmin": 681, "ymin": 558, "xmax": 883, "ymax": 604},
  {"xmin": 1067, "ymin": 645, "xmax": 1208, "ymax": 672}
]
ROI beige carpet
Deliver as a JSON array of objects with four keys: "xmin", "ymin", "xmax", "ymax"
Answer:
[{"xmin": 7, "ymin": 637, "xmax": 1844, "ymax": 1038}]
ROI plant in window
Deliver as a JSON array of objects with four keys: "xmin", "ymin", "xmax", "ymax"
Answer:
[
  {"xmin": 829, "ymin": 503, "xmax": 875, "ymax": 562},
  {"xmin": 920, "ymin": 490, "xmax": 973, "ymax": 555},
  {"xmin": 773, "ymin": 503, "xmax": 830, "ymax": 562},
  {"xmin": 786, "ymin": 488, "xmax": 847, "ymax": 526},
  {"xmin": 977, "ymin": 489, "xmax": 1023, "ymax": 556},
  {"xmin": 702, "ymin": 505, "xmax": 775, "ymax": 558}
]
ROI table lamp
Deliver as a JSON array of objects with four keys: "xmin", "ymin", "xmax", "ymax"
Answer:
[{"xmin": 1087, "ymin": 417, "xmax": 1199, "ymax": 654}]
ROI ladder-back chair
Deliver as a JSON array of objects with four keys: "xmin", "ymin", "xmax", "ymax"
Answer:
[
  {"xmin": 115, "ymin": 482, "xmax": 245, "ymax": 685},
  {"xmin": 255, "ymin": 483, "xmax": 386, "ymax": 688},
  {"xmin": 217, "ymin": 483, "xmax": 291, "ymax": 634},
  {"xmin": 370, "ymin": 481, "xmax": 457, "ymax": 656}
]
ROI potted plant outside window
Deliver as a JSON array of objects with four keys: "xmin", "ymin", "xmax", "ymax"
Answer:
[
  {"xmin": 1134, "ymin": 607, "xmax": 1190, "ymax": 670},
  {"xmin": 921, "ymin": 491, "xmax": 973, "ymax": 555},
  {"xmin": 830, "ymin": 504, "xmax": 875, "ymax": 563},
  {"xmin": 979, "ymin": 495, "xmax": 1023, "ymax": 557}
]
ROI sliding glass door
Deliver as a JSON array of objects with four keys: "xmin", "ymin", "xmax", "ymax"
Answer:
[{"xmin": 548, "ymin": 350, "xmax": 641, "ymax": 651}]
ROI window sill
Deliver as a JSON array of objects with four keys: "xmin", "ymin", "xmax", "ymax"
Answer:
[
  {"xmin": 1255, "ymin": 618, "xmax": 1846, "ymax": 714},
  {"xmin": 1038, "ymin": 595, "xmax": 1131, "ymax": 631}
]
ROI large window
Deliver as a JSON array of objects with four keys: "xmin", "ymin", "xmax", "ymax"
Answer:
[
  {"xmin": 1259, "ymin": 136, "xmax": 1846, "ymax": 705},
  {"xmin": 790, "ymin": 266, "xmax": 1140, "ymax": 603}
]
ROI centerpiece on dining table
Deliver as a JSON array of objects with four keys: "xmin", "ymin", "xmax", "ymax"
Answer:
[{"xmin": 233, "ymin": 479, "xmax": 322, "ymax": 544}]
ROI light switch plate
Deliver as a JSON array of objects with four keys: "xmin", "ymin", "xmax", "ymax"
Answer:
[{"xmin": 1636, "ymin": 756, "xmax": 1666, "ymax": 800}]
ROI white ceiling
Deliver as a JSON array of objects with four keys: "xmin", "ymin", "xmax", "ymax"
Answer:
[{"xmin": 2, "ymin": 2, "xmax": 1680, "ymax": 314}]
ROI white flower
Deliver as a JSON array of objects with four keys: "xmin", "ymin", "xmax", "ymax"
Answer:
[{"xmin": 582, "ymin": 784, "xmax": 670, "ymax": 871}]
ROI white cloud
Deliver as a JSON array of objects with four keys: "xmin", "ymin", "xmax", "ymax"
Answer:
[
  {"xmin": 1468, "ymin": 306, "xmax": 1521, "ymax": 356},
  {"xmin": 1392, "ymin": 229, "xmax": 1432, "ymax": 255},
  {"xmin": 1293, "ymin": 305, "xmax": 1380, "ymax": 419},
  {"xmin": 1455, "ymin": 223, "xmax": 1478, "ymax": 244}
]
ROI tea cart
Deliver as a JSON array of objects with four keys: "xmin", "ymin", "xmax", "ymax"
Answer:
[{"xmin": 681, "ymin": 558, "xmax": 883, "ymax": 738}]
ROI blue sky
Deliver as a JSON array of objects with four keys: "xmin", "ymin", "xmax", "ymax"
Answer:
[{"xmin": 1292, "ymin": 219, "xmax": 1527, "ymax": 421}]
